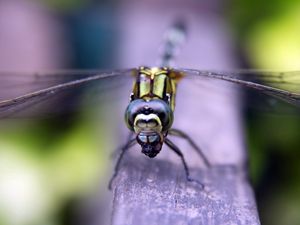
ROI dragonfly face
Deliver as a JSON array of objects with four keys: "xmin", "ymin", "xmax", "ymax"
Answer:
[
  {"xmin": 125, "ymin": 98, "xmax": 173, "ymax": 157},
  {"xmin": 124, "ymin": 67, "xmax": 182, "ymax": 158}
]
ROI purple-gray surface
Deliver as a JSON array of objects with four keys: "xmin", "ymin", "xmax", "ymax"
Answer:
[
  {"xmin": 109, "ymin": 1, "xmax": 260, "ymax": 224},
  {"xmin": 109, "ymin": 75, "xmax": 260, "ymax": 225},
  {"xmin": 111, "ymin": 156, "xmax": 259, "ymax": 225}
]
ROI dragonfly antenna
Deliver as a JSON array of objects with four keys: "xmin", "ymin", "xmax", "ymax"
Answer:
[{"xmin": 158, "ymin": 19, "xmax": 187, "ymax": 67}]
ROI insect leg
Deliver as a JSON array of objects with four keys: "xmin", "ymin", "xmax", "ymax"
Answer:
[
  {"xmin": 108, "ymin": 136, "xmax": 136, "ymax": 190},
  {"xmin": 110, "ymin": 132, "xmax": 134, "ymax": 159},
  {"xmin": 164, "ymin": 138, "xmax": 204, "ymax": 188},
  {"xmin": 169, "ymin": 128, "xmax": 211, "ymax": 168}
]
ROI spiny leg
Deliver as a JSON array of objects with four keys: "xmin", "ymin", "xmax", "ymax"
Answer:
[
  {"xmin": 108, "ymin": 136, "xmax": 136, "ymax": 190},
  {"xmin": 169, "ymin": 128, "xmax": 211, "ymax": 168},
  {"xmin": 164, "ymin": 138, "xmax": 204, "ymax": 188}
]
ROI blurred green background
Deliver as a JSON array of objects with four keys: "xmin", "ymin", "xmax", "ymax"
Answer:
[
  {"xmin": 0, "ymin": 0, "xmax": 299, "ymax": 225},
  {"xmin": 231, "ymin": 1, "xmax": 300, "ymax": 224}
]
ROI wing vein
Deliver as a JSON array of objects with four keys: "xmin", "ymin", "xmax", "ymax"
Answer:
[
  {"xmin": 0, "ymin": 69, "xmax": 132, "ymax": 117},
  {"xmin": 178, "ymin": 68, "xmax": 300, "ymax": 106}
]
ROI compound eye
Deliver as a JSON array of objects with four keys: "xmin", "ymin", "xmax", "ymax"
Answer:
[
  {"xmin": 124, "ymin": 99, "xmax": 173, "ymax": 132},
  {"xmin": 150, "ymin": 99, "xmax": 173, "ymax": 131},
  {"xmin": 124, "ymin": 99, "xmax": 145, "ymax": 130}
]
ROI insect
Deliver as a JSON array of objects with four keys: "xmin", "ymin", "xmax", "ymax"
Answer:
[
  {"xmin": 109, "ymin": 65, "xmax": 212, "ymax": 189},
  {"xmin": 0, "ymin": 21, "xmax": 300, "ymax": 190}
]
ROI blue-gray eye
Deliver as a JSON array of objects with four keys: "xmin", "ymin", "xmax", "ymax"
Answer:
[
  {"xmin": 124, "ymin": 99, "xmax": 145, "ymax": 130},
  {"xmin": 149, "ymin": 99, "xmax": 173, "ymax": 131},
  {"xmin": 148, "ymin": 134, "xmax": 159, "ymax": 143},
  {"xmin": 137, "ymin": 133, "xmax": 147, "ymax": 143}
]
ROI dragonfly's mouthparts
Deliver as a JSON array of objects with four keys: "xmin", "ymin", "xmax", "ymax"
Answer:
[
  {"xmin": 137, "ymin": 132, "xmax": 163, "ymax": 158},
  {"xmin": 141, "ymin": 144, "xmax": 162, "ymax": 158}
]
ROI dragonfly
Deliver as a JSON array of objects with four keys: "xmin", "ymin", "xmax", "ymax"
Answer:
[{"xmin": 0, "ymin": 21, "xmax": 300, "ymax": 190}]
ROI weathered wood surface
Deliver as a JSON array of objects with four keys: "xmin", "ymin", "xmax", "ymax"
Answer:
[
  {"xmin": 109, "ymin": 1, "xmax": 261, "ymax": 225},
  {"xmin": 110, "ymin": 159, "xmax": 257, "ymax": 225}
]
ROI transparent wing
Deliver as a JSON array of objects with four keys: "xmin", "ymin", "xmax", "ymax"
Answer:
[
  {"xmin": 0, "ymin": 69, "xmax": 136, "ymax": 98},
  {"xmin": 177, "ymin": 68, "xmax": 300, "ymax": 107},
  {"xmin": 0, "ymin": 69, "xmax": 134, "ymax": 118},
  {"xmin": 0, "ymin": 70, "xmax": 119, "ymax": 98}
]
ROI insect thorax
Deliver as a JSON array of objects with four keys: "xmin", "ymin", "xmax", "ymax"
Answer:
[
  {"xmin": 125, "ymin": 67, "xmax": 183, "ymax": 129},
  {"xmin": 131, "ymin": 66, "xmax": 183, "ymax": 111}
]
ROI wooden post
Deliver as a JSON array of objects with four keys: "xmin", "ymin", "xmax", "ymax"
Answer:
[{"xmin": 109, "ymin": 1, "xmax": 261, "ymax": 224}]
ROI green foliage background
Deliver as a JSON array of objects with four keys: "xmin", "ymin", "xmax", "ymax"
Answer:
[{"xmin": 230, "ymin": 0, "xmax": 300, "ymax": 224}]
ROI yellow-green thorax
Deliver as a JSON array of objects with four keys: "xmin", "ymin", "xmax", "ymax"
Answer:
[{"xmin": 131, "ymin": 67, "xmax": 184, "ymax": 111}]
